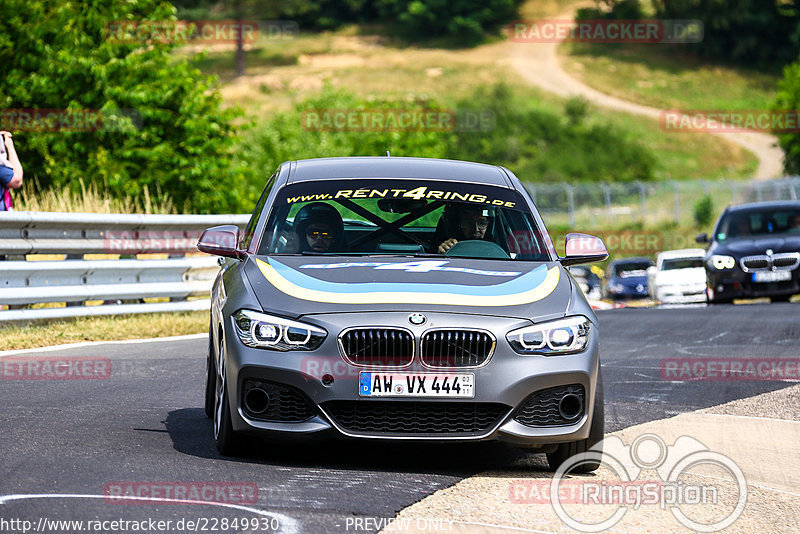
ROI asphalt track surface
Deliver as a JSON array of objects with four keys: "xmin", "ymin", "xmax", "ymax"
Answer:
[{"xmin": 1, "ymin": 303, "xmax": 798, "ymax": 533}]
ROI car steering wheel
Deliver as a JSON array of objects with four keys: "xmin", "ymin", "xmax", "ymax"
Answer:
[{"xmin": 444, "ymin": 240, "xmax": 511, "ymax": 259}]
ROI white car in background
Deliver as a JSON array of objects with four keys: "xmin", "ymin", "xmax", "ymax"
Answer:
[{"xmin": 648, "ymin": 249, "xmax": 707, "ymax": 303}]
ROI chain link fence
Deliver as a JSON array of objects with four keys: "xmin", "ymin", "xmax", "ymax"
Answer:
[{"xmin": 524, "ymin": 177, "xmax": 800, "ymax": 229}]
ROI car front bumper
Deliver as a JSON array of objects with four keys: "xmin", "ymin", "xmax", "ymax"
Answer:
[
  {"xmin": 221, "ymin": 312, "xmax": 601, "ymax": 447},
  {"xmin": 656, "ymin": 284, "xmax": 707, "ymax": 303},
  {"xmin": 706, "ymin": 268, "xmax": 800, "ymax": 299}
]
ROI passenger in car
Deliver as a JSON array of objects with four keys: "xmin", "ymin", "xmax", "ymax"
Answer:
[
  {"xmin": 293, "ymin": 202, "xmax": 345, "ymax": 253},
  {"xmin": 433, "ymin": 203, "xmax": 493, "ymax": 254}
]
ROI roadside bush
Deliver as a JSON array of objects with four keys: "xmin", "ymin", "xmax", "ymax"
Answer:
[
  {"xmin": 693, "ymin": 194, "xmax": 714, "ymax": 228},
  {"xmin": 593, "ymin": 0, "xmax": 800, "ymax": 69},
  {"xmin": 446, "ymin": 84, "xmax": 655, "ymax": 182},
  {"xmin": 234, "ymin": 86, "xmax": 451, "ymax": 194},
  {"xmin": 384, "ymin": 0, "xmax": 523, "ymax": 43},
  {"xmin": 576, "ymin": 0, "xmax": 646, "ymax": 21},
  {"xmin": 774, "ymin": 55, "xmax": 800, "ymax": 174},
  {"xmin": 171, "ymin": 0, "xmax": 524, "ymax": 44},
  {"xmin": 0, "ymin": 0, "xmax": 248, "ymax": 214},
  {"xmin": 237, "ymin": 83, "xmax": 656, "ymax": 190}
]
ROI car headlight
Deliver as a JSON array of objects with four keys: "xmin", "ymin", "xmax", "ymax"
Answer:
[
  {"xmin": 708, "ymin": 255, "xmax": 735, "ymax": 270},
  {"xmin": 608, "ymin": 283, "xmax": 623, "ymax": 293},
  {"xmin": 506, "ymin": 316, "xmax": 592, "ymax": 356},
  {"xmin": 233, "ymin": 310, "xmax": 326, "ymax": 351}
]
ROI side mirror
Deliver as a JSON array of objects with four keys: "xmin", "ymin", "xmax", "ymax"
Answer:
[
  {"xmin": 560, "ymin": 233, "xmax": 608, "ymax": 266},
  {"xmin": 647, "ymin": 265, "xmax": 657, "ymax": 275},
  {"xmin": 695, "ymin": 232, "xmax": 709, "ymax": 244},
  {"xmin": 197, "ymin": 225, "xmax": 245, "ymax": 258}
]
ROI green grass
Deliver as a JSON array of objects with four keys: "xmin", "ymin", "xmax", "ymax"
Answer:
[
  {"xmin": 559, "ymin": 43, "xmax": 780, "ymax": 111},
  {"xmin": 592, "ymin": 107, "xmax": 758, "ymax": 180},
  {"xmin": 0, "ymin": 311, "xmax": 208, "ymax": 351}
]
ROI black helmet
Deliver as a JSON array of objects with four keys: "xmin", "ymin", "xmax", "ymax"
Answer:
[{"xmin": 293, "ymin": 202, "xmax": 344, "ymax": 251}]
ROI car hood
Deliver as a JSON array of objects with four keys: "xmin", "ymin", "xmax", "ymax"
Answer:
[
  {"xmin": 715, "ymin": 234, "xmax": 800, "ymax": 255},
  {"xmin": 242, "ymin": 255, "xmax": 572, "ymax": 321}
]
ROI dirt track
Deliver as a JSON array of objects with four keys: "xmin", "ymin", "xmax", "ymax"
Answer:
[{"xmin": 508, "ymin": 8, "xmax": 784, "ymax": 180}]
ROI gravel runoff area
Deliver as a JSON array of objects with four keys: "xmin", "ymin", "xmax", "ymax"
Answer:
[
  {"xmin": 381, "ymin": 384, "xmax": 800, "ymax": 533},
  {"xmin": 699, "ymin": 383, "xmax": 800, "ymax": 421}
]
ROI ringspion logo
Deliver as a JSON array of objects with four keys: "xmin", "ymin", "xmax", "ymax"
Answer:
[{"xmin": 524, "ymin": 434, "xmax": 747, "ymax": 532}]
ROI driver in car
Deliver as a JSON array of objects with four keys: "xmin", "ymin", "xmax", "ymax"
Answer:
[{"xmin": 434, "ymin": 203, "xmax": 493, "ymax": 254}]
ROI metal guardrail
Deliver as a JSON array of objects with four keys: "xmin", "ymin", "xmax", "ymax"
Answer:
[
  {"xmin": 0, "ymin": 212, "xmax": 250, "ymax": 322},
  {"xmin": 0, "ymin": 211, "xmax": 249, "ymax": 255},
  {"xmin": 526, "ymin": 176, "xmax": 800, "ymax": 228}
]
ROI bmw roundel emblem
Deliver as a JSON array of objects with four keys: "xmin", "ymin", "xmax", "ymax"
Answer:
[{"xmin": 409, "ymin": 313, "xmax": 426, "ymax": 325}]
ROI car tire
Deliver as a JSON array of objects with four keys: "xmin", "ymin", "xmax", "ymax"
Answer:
[
  {"xmin": 546, "ymin": 369, "xmax": 604, "ymax": 473},
  {"xmin": 213, "ymin": 336, "xmax": 242, "ymax": 456},
  {"xmin": 771, "ymin": 295, "xmax": 793, "ymax": 303},
  {"xmin": 204, "ymin": 328, "xmax": 216, "ymax": 419}
]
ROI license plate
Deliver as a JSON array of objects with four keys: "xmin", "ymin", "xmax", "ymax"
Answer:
[
  {"xmin": 359, "ymin": 372, "xmax": 474, "ymax": 398},
  {"xmin": 752, "ymin": 270, "xmax": 791, "ymax": 283}
]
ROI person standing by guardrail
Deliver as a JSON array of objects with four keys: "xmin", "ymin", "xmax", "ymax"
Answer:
[{"xmin": 0, "ymin": 130, "xmax": 24, "ymax": 211}]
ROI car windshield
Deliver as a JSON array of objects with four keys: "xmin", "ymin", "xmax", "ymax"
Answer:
[
  {"xmin": 614, "ymin": 262, "xmax": 651, "ymax": 277},
  {"xmin": 662, "ymin": 258, "xmax": 704, "ymax": 270},
  {"xmin": 257, "ymin": 179, "xmax": 551, "ymax": 260},
  {"xmin": 716, "ymin": 209, "xmax": 800, "ymax": 240}
]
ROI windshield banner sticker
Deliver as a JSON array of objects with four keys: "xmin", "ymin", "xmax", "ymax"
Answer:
[
  {"xmin": 285, "ymin": 186, "xmax": 516, "ymax": 208},
  {"xmin": 256, "ymin": 258, "xmax": 559, "ymax": 306}
]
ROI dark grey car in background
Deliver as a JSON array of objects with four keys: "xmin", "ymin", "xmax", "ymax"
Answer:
[
  {"xmin": 198, "ymin": 157, "xmax": 608, "ymax": 471},
  {"xmin": 697, "ymin": 201, "xmax": 800, "ymax": 303}
]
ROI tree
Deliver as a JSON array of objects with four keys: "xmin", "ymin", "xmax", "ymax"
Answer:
[
  {"xmin": 0, "ymin": 0, "xmax": 247, "ymax": 213},
  {"xmin": 774, "ymin": 55, "xmax": 800, "ymax": 174},
  {"xmin": 610, "ymin": 0, "xmax": 800, "ymax": 68},
  {"xmin": 172, "ymin": 0, "xmax": 312, "ymax": 77}
]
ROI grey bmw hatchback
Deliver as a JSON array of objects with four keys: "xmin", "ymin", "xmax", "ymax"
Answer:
[{"xmin": 198, "ymin": 156, "xmax": 608, "ymax": 471}]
